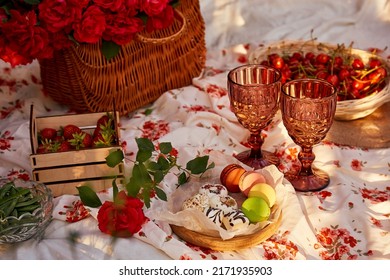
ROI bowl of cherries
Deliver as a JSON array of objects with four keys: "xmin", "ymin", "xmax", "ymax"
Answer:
[{"xmin": 249, "ymin": 40, "xmax": 390, "ymax": 120}]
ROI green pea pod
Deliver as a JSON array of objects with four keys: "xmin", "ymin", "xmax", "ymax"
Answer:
[
  {"xmin": 0, "ymin": 188, "xmax": 30, "ymax": 207},
  {"xmin": 3, "ymin": 198, "xmax": 18, "ymax": 217},
  {"xmin": 15, "ymin": 197, "xmax": 40, "ymax": 208},
  {"xmin": 0, "ymin": 182, "xmax": 14, "ymax": 199},
  {"xmin": 16, "ymin": 204, "xmax": 40, "ymax": 213}
]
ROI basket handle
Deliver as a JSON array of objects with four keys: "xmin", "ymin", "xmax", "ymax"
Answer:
[{"xmin": 135, "ymin": 10, "xmax": 186, "ymax": 45}]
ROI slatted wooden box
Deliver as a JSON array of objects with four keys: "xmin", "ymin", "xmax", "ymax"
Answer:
[{"xmin": 29, "ymin": 106, "xmax": 125, "ymax": 197}]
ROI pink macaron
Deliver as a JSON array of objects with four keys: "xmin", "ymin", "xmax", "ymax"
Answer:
[{"xmin": 239, "ymin": 171, "xmax": 267, "ymax": 196}]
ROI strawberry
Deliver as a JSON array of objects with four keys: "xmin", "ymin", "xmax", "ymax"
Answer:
[
  {"xmin": 40, "ymin": 128, "xmax": 57, "ymax": 141},
  {"xmin": 62, "ymin": 124, "xmax": 82, "ymax": 140},
  {"xmin": 69, "ymin": 131, "xmax": 93, "ymax": 150},
  {"xmin": 57, "ymin": 140, "xmax": 72, "ymax": 152}
]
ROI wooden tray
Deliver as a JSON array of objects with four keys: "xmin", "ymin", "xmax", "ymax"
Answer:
[{"xmin": 171, "ymin": 210, "xmax": 282, "ymax": 251}]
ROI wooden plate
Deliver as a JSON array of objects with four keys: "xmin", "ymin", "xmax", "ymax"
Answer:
[{"xmin": 171, "ymin": 210, "xmax": 282, "ymax": 251}]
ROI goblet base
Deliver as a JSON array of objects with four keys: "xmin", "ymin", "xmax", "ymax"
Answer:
[
  {"xmin": 285, "ymin": 167, "xmax": 330, "ymax": 192},
  {"xmin": 235, "ymin": 150, "xmax": 279, "ymax": 170}
]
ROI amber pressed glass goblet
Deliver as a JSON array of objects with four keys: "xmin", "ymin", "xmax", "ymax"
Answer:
[
  {"xmin": 281, "ymin": 78, "xmax": 337, "ymax": 192},
  {"xmin": 227, "ymin": 64, "xmax": 281, "ymax": 169}
]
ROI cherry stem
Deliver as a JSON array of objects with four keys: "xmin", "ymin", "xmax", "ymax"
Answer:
[
  {"xmin": 298, "ymin": 147, "xmax": 315, "ymax": 176},
  {"xmin": 248, "ymin": 133, "xmax": 264, "ymax": 159}
]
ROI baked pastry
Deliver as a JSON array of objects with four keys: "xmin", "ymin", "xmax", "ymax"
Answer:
[
  {"xmin": 222, "ymin": 209, "xmax": 250, "ymax": 231},
  {"xmin": 203, "ymin": 207, "xmax": 224, "ymax": 227},
  {"xmin": 209, "ymin": 194, "xmax": 238, "ymax": 213},
  {"xmin": 199, "ymin": 183, "xmax": 228, "ymax": 197},
  {"xmin": 182, "ymin": 193, "xmax": 209, "ymax": 211}
]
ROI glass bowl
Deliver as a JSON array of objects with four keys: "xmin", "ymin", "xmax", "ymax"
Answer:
[{"xmin": 0, "ymin": 179, "xmax": 53, "ymax": 244}]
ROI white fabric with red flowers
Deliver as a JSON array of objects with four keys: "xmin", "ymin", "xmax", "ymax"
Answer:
[{"xmin": 1, "ymin": 0, "xmax": 390, "ymax": 260}]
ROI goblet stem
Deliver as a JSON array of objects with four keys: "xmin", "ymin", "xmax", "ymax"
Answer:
[
  {"xmin": 298, "ymin": 147, "xmax": 315, "ymax": 176},
  {"xmin": 248, "ymin": 133, "xmax": 263, "ymax": 159}
]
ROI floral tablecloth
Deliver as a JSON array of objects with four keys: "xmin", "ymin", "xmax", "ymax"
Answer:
[{"xmin": 1, "ymin": 41, "xmax": 389, "ymax": 260}]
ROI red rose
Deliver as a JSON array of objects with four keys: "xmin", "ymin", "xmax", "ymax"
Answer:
[
  {"xmin": 97, "ymin": 191, "xmax": 146, "ymax": 237},
  {"xmin": 94, "ymin": 0, "xmax": 125, "ymax": 12},
  {"xmin": 103, "ymin": 13, "xmax": 144, "ymax": 45},
  {"xmin": 1, "ymin": 10, "xmax": 53, "ymax": 64},
  {"xmin": 73, "ymin": 5, "xmax": 106, "ymax": 44},
  {"xmin": 146, "ymin": 5, "xmax": 174, "ymax": 33},
  {"xmin": 141, "ymin": 0, "xmax": 169, "ymax": 16},
  {"xmin": 38, "ymin": 0, "xmax": 82, "ymax": 33}
]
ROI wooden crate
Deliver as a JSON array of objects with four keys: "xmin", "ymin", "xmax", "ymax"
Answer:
[{"xmin": 29, "ymin": 106, "xmax": 125, "ymax": 197}]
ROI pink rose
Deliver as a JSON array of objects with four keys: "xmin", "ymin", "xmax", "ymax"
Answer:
[{"xmin": 73, "ymin": 5, "xmax": 106, "ymax": 44}]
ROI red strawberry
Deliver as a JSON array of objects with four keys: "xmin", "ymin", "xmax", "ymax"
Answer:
[
  {"xmin": 58, "ymin": 140, "xmax": 72, "ymax": 152},
  {"xmin": 69, "ymin": 131, "xmax": 93, "ymax": 150},
  {"xmin": 62, "ymin": 124, "xmax": 82, "ymax": 140},
  {"xmin": 40, "ymin": 128, "xmax": 57, "ymax": 141}
]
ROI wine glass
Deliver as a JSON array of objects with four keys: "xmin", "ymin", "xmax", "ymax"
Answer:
[
  {"xmin": 227, "ymin": 64, "xmax": 281, "ymax": 169},
  {"xmin": 281, "ymin": 78, "xmax": 337, "ymax": 192}
]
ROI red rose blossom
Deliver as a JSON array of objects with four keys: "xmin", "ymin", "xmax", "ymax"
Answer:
[
  {"xmin": 1, "ymin": 10, "xmax": 53, "ymax": 65},
  {"xmin": 97, "ymin": 190, "xmax": 147, "ymax": 237},
  {"xmin": 103, "ymin": 12, "xmax": 144, "ymax": 45},
  {"xmin": 73, "ymin": 5, "xmax": 107, "ymax": 44},
  {"xmin": 38, "ymin": 0, "xmax": 82, "ymax": 33},
  {"xmin": 141, "ymin": 0, "xmax": 169, "ymax": 16},
  {"xmin": 146, "ymin": 5, "xmax": 175, "ymax": 33},
  {"xmin": 94, "ymin": 0, "xmax": 125, "ymax": 12}
]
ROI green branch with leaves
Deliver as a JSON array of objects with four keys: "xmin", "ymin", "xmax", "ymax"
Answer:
[{"xmin": 78, "ymin": 137, "xmax": 215, "ymax": 208}]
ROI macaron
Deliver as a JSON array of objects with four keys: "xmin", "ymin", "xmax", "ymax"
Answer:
[
  {"xmin": 241, "ymin": 197, "xmax": 270, "ymax": 223},
  {"xmin": 220, "ymin": 164, "xmax": 246, "ymax": 193},
  {"xmin": 247, "ymin": 182, "xmax": 276, "ymax": 207},
  {"xmin": 238, "ymin": 171, "xmax": 267, "ymax": 196}
]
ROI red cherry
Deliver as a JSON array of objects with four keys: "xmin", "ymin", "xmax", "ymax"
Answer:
[
  {"xmin": 272, "ymin": 56, "xmax": 285, "ymax": 69},
  {"xmin": 338, "ymin": 68, "xmax": 350, "ymax": 81},
  {"xmin": 316, "ymin": 53, "xmax": 331, "ymax": 64},
  {"xmin": 368, "ymin": 58, "xmax": 382, "ymax": 69},
  {"xmin": 326, "ymin": 74, "xmax": 339, "ymax": 87},
  {"xmin": 352, "ymin": 58, "xmax": 364, "ymax": 70}
]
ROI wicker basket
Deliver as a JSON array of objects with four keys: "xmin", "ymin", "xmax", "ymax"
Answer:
[
  {"xmin": 39, "ymin": 0, "xmax": 206, "ymax": 115},
  {"xmin": 249, "ymin": 40, "xmax": 390, "ymax": 121}
]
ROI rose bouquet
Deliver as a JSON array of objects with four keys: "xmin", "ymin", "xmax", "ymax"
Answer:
[
  {"xmin": 77, "ymin": 138, "xmax": 214, "ymax": 237},
  {"xmin": 0, "ymin": 0, "xmax": 180, "ymax": 67}
]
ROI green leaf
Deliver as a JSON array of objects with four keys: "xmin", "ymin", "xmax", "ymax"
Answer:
[
  {"xmin": 76, "ymin": 186, "xmax": 102, "ymax": 208},
  {"xmin": 101, "ymin": 40, "xmax": 120, "ymax": 61},
  {"xmin": 186, "ymin": 155, "xmax": 210, "ymax": 175},
  {"xmin": 178, "ymin": 172, "xmax": 188, "ymax": 185},
  {"xmin": 125, "ymin": 178, "xmax": 141, "ymax": 198},
  {"xmin": 159, "ymin": 142, "xmax": 172, "ymax": 154},
  {"xmin": 145, "ymin": 161, "xmax": 160, "ymax": 171},
  {"xmin": 143, "ymin": 192, "xmax": 151, "ymax": 209},
  {"xmin": 136, "ymin": 149, "xmax": 152, "ymax": 162},
  {"xmin": 144, "ymin": 108, "xmax": 153, "ymax": 116},
  {"xmin": 105, "ymin": 149, "xmax": 124, "ymax": 167},
  {"xmin": 136, "ymin": 138, "xmax": 155, "ymax": 152},
  {"xmin": 154, "ymin": 187, "xmax": 167, "ymax": 201},
  {"xmin": 23, "ymin": 0, "xmax": 41, "ymax": 5},
  {"xmin": 157, "ymin": 155, "xmax": 170, "ymax": 171},
  {"xmin": 112, "ymin": 178, "xmax": 118, "ymax": 201},
  {"xmin": 153, "ymin": 170, "xmax": 164, "ymax": 183}
]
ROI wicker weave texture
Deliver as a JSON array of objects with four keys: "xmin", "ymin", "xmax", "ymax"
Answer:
[{"xmin": 40, "ymin": 0, "xmax": 206, "ymax": 115}]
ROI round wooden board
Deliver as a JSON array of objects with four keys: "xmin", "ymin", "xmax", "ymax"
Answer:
[
  {"xmin": 325, "ymin": 102, "xmax": 390, "ymax": 149},
  {"xmin": 171, "ymin": 210, "xmax": 282, "ymax": 251}
]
